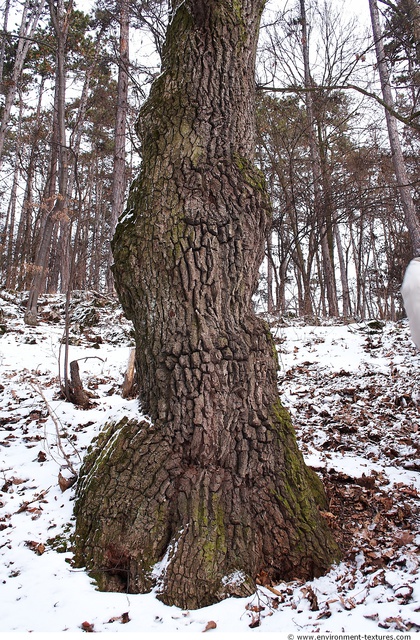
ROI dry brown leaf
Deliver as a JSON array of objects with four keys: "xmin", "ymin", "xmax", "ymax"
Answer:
[
  {"xmin": 396, "ymin": 484, "xmax": 418, "ymax": 497},
  {"xmin": 203, "ymin": 620, "xmax": 217, "ymax": 632},
  {"xmin": 25, "ymin": 540, "xmax": 45, "ymax": 555},
  {"xmin": 364, "ymin": 613, "xmax": 379, "ymax": 621},
  {"xmin": 256, "ymin": 569, "xmax": 271, "ymax": 587},
  {"xmin": 81, "ymin": 621, "xmax": 95, "ymax": 632},
  {"xmin": 316, "ymin": 605, "xmax": 332, "ymax": 620},
  {"xmin": 382, "ymin": 616, "xmax": 409, "ymax": 631},
  {"xmin": 58, "ymin": 471, "xmax": 77, "ymax": 492},
  {"xmin": 27, "ymin": 507, "xmax": 43, "ymax": 520},
  {"xmin": 301, "ymin": 586, "xmax": 319, "ymax": 611},
  {"xmin": 248, "ymin": 615, "xmax": 261, "ymax": 629},
  {"xmin": 263, "ymin": 584, "xmax": 283, "ymax": 597},
  {"xmin": 369, "ymin": 569, "xmax": 385, "ymax": 587},
  {"xmin": 16, "ymin": 501, "xmax": 29, "ymax": 513},
  {"xmin": 395, "ymin": 532, "xmax": 415, "ymax": 547},
  {"xmin": 394, "ymin": 585, "xmax": 413, "ymax": 602},
  {"xmin": 339, "ymin": 595, "xmax": 356, "ymax": 610},
  {"xmin": 107, "ymin": 612, "xmax": 130, "ymax": 624},
  {"xmin": 245, "ymin": 603, "xmax": 265, "ymax": 612}
]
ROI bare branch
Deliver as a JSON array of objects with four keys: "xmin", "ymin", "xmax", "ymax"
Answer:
[{"xmin": 256, "ymin": 82, "xmax": 420, "ymax": 131}]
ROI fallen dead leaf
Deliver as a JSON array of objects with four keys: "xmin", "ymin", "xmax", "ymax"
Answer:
[
  {"xmin": 301, "ymin": 586, "xmax": 319, "ymax": 611},
  {"xmin": 107, "ymin": 612, "xmax": 130, "ymax": 624},
  {"xmin": 58, "ymin": 471, "xmax": 77, "ymax": 492},
  {"xmin": 12, "ymin": 477, "xmax": 27, "ymax": 485},
  {"xmin": 245, "ymin": 603, "xmax": 265, "ymax": 613},
  {"xmin": 25, "ymin": 540, "xmax": 45, "ymax": 555},
  {"xmin": 393, "ymin": 585, "xmax": 413, "ymax": 602},
  {"xmin": 394, "ymin": 531, "xmax": 415, "ymax": 546},
  {"xmin": 16, "ymin": 501, "xmax": 29, "ymax": 513},
  {"xmin": 248, "ymin": 615, "xmax": 261, "ymax": 629},
  {"xmin": 316, "ymin": 606, "xmax": 332, "ymax": 620},
  {"xmin": 203, "ymin": 620, "xmax": 217, "ymax": 632},
  {"xmin": 381, "ymin": 615, "xmax": 409, "ymax": 631},
  {"xmin": 339, "ymin": 595, "xmax": 356, "ymax": 610}
]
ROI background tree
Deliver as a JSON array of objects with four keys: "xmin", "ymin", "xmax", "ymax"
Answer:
[
  {"xmin": 0, "ymin": 0, "xmax": 414, "ymax": 321},
  {"xmin": 24, "ymin": 0, "xmax": 74, "ymax": 325},
  {"xmin": 255, "ymin": 0, "xmax": 375, "ymax": 317},
  {"xmin": 73, "ymin": 0, "xmax": 340, "ymax": 610},
  {"xmin": 0, "ymin": 0, "xmax": 47, "ymax": 166},
  {"xmin": 106, "ymin": 0, "xmax": 130, "ymax": 292},
  {"xmin": 369, "ymin": 0, "xmax": 420, "ymax": 256}
]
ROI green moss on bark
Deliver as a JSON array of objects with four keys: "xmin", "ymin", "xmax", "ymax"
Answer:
[
  {"xmin": 233, "ymin": 152, "xmax": 267, "ymax": 192},
  {"xmin": 77, "ymin": 0, "xmax": 340, "ymax": 608}
]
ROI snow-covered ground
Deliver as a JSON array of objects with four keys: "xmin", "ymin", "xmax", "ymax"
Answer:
[{"xmin": 0, "ymin": 290, "xmax": 419, "ymax": 637}]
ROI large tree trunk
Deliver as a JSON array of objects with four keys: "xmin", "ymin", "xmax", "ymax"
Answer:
[{"xmin": 74, "ymin": 0, "xmax": 340, "ymax": 610}]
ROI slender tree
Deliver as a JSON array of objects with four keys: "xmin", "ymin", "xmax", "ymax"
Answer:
[
  {"xmin": 25, "ymin": 0, "xmax": 73, "ymax": 325},
  {"xmin": 0, "ymin": 0, "xmax": 11, "ymax": 88},
  {"xmin": 299, "ymin": 0, "xmax": 339, "ymax": 316},
  {"xmin": 74, "ymin": 0, "xmax": 340, "ymax": 610},
  {"xmin": 107, "ymin": 0, "xmax": 130, "ymax": 292},
  {"xmin": 369, "ymin": 0, "xmax": 420, "ymax": 256},
  {"xmin": 0, "ymin": 0, "xmax": 47, "ymax": 166}
]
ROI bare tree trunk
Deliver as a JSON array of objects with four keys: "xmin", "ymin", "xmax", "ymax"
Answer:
[
  {"xmin": 74, "ymin": 0, "xmax": 340, "ymax": 610},
  {"xmin": 121, "ymin": 348, "xmax": 137, "ymax": 398},
  {"xmin": 266, "ymin": 233, "xmax": 275, "ymax": 313},
  {"xmin": 11, "ymin": 76, "xmax": 46, "ymax": 290},
  {"xmin": 1, "ymin": 92, "xmax": 24, "ymax": 286},
  {"xmin": 25, "ymin": 0, "xmax": 73, "ymax": 325},
  {"xmin": 69, "ymin": 360, "xmax": 90, "ymax": 408},
  {"xmin": 300, "ymin": 0, "xmax": 338, "ymax": 316},
  {"xmin": 334, "ymin": 224, "xmax": 351, "ymax": 316},
  {"xmin": 0, "ymin": 0, "xmax": 46, "ymax": 166},
  {"xmin": 0, "ymin": 0, "xmax": 10, "ymax": 88},
  {"xmin": 283, "ymin": 176, "xmax": 314, "ymax": 315},
  {"xmin": 88, "ymin": 166, "xmax": 102, "ymax": 289},
  {"xmin": 107, "ymin": 0, "xmax": 130, "ymax": 293},
  {"xmin": 369, "ymin": 0, "xmax": 420, "ymax": 256},
  {"xmin": 58, "ymin": 48, "xmax": 102, "ymax": 293}
]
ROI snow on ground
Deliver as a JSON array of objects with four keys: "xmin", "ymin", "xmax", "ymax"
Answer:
[{"xmin": 0, "ymin": 290, "xmax": 419, "ymax": 636}]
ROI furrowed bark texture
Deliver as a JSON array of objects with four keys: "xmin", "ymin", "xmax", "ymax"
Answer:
[{"xmin": 74, "ymin": 0, "xmax": 340, "ymax": 609}]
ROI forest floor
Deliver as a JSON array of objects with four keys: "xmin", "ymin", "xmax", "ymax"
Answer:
[{"xmin": 0, "ymin": 289, "xmax": 419, "ymax": 636}]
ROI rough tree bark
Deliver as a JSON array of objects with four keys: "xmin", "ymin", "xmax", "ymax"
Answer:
[{"xmin": 74, "ymin": 0, "xmax": 340, "ymax": 610}]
